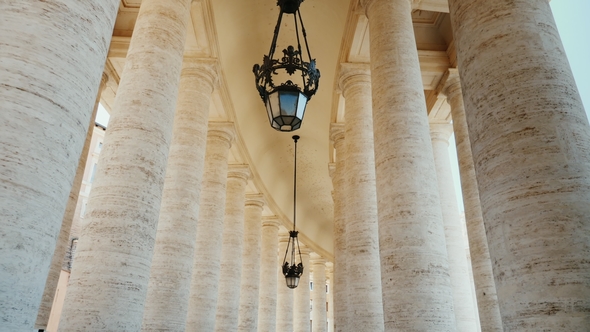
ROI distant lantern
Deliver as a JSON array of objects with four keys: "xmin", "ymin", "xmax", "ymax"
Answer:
[{"xmin": 253, "ymin": 0, "xmax": 320, "ymax": 132}]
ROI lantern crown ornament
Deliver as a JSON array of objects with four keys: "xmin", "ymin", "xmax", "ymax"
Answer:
[
  {"xmin": 253, "ymin": 0, "xmax": 320, "ymax": 132},
  {"xmin": 282, "ymin": 135, "xmax": 304, "ymax": 288}
]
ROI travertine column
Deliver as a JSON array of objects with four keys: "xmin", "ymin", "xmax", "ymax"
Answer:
[
  {"xmin": 215, "ymin": 165, "xmax": 251, "ymax": 332},
  {"xmin": 59, "ymin": 0, "xmax": 191, "ymax": 329},
  {"xmin": 311, "ymin": 256, "xmax": 327, "ymax": 332},
  {"xmin": 443, "ymin": 71, "xmax": 503, "ymax": 331},
  {"xmin": 142, "ymin": 59, "xmax": 218, "ymax": 331},
  {"xmin": 328, "ymin": 124, "xmax": 349, "ymax": 332},
  {"xmin": 326, "ymin": 265, "xmax": 334, "ymax": 332},
  {"xmin": 362, "ymin": 0, "xmax": 456, "ymax": 330},
  {"xmin": 186, "ymin": 122, "xmax": 235, "ymax": 331},
  {"xmin": 448, "ymin": 1, "xmax": 590, "ymax": 329},
  {"xmin": 293, "ymin": 244, "xmax": 311, "ymax": 332},
  {"xmin": 0, "ymin": 2, "xmax": 117, "ymax": 329},
  {"xmin": 339, "ymin": 63, "xmax": 384, "ymax": 332},
  {"xmin": 430, "ymin": 122, "xmax": 479, "ymax": 331},
  {"xmin": 258, "ymin": 218, "xmax": 280, "ymax": 332},
  {"xmin": 237, "ymin": 194, "xmax": 266, "ymax": 332},
  {"xmin": 277, "ymin": 232, "xmax": 294, "ymax": 332},
  {"xmin": 35, "ymin": 72, "xmax": 108, "ymax": 330}
]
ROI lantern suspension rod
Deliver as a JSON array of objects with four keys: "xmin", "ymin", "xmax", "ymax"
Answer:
[
  {"xmin": 268, "ymin": 9, "xmax": 285, "ymax": 59},
  {"xmin": 297, "ymin": 10, "xmax": 312, "ymax": 61},
  {"xmin": 293, "ymin": 135, "xmax": 299, "ymax": 231}
]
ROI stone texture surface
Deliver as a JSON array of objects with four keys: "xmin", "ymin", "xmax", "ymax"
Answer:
[
  {"xmin": 448, "ymin": 0, "xmax": 590, "ymax": 329},
  {"xmin": 276, "ymin": 232, "xmax": 295, "ymax": 332},
  {"xmin": 430, "ymin": 122, "xmax": 479, "ymax": 332},
  {"xmin": 363, "ymin": 0, "xmax": 456, "ymax": 330},
  {"xmin": 443, "ymin": 72, "xmax": 503, "ymax": 332},
  {"xmin": 328, "ymin": 125, "xmax": 349, "ymax": 332},
  {"xmin": 258, "ymin": 218, "xmax": 280, "ymax": 332},
  {"xmin": 293, "ymin": 244, "xmax": 311, "ymax": 332},
  {"xmin": 141, "ymin": 59, "xmax": 217, "ymax": 331},
  {"xmin": 326, "ymin": 267, "xmax": 334, "ymax": 332},
  {"xmin": 311, "ymin": 256, "xmax": 327, "ymax": 332},
  {"xmin": 339, "ymin": 63, "xmax": 384, "ymax": 332},
  {"xmin": 237, "ymin": 194, "xmax": 265, "ymax": 332},
  {"xmin": 58, "ymin": 1, "xmax": 192, "ymax": 329},
  {"xmin": 215, "ymin": 165, "xmax": 251, "ymax": 332},
  {"xmin": 186, "ymin": 122, "xmax": 235, "ymax": 331},
  {"xmin": 35, "ymin": 73, "xmax": 108, "ymax": 330},
  {"xmin": 0, "ymin": 1, "xmax": 117, "ymax": 330}
]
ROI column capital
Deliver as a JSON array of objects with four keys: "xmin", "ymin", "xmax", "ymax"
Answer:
[
  {"xmin": 207, "ymin": 122, "xmax": 235, "ymax": 145},
  {"xmin": 245, "ymin": 193, "xmax": 265, "ymax": 208},
  {"xmin": 227, "ymin": 164, "xmax": 250, "ymax": 183},
  {"xmin": 262, "ymin": 217, "xmax": 280, "ymax": 229},
  {"xmin": 181, "ymin": 57, "xmax": 219, "ymax": 90},
  {"xmin": 328, "ymin": 163, "xmax": 336, "ymax": 179},
  {"xmin": 440, "ymin": 68, "xmax": 462, "ymax": 101},
  {"xmin": 298, "ymin": 243, "xmax": 311, "ymax": 256},
  {"xmin": 310, "ymin": 254, "xmax": 326, "ymax": 266},
  {"xmin": 360, "ymin": 0, "xmax": 412, "ymax": 13},
  {"xmin": 430, "ymin": 122, "xmax": 454, "ymax": 144},
  {"xmin": 279, "ymin": 231, "xmax": 291, "ymax": 243},
  {"xmin": 330, "ymin": 123, "xmax": 345, "ymax": 150},
  {"xmin": 338, "ymin": 63, "xmax": 371, "ymax": 98}
]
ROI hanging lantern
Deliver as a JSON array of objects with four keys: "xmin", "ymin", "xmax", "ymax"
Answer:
[{"xmin": 253, "ymin": 0, "xmax": 320, "ymax": 132}]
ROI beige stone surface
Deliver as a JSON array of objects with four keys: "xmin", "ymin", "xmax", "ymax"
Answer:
[
  {"xmin": 276, "ymin": 232, "xmax": 294, "ymax": 332},
  {"xmin": 293, "ymin": 245, "xmax": 311, "ymax": 332},
  {"xmin": 443, "ymin": 72, "xmax": 503, "ymax": 331},
  {"xmin": 328, "ymin": 125, "xmax": 349, "ymax": 332},
  {"xmin": 141, "ymin": 59, "xmax": 217, "ymax": 331},
  {"xmin": 363, "ymin": 0, "xmax": 456, "ymax": 330},
  {"xmin": 58, "ymin": 1, "xmax": 192, "ymax": 329},
  {"xmin": 215, "ymin": 165, "xmax": 251, "ymax": 332},
  {"xmin": 311, "ymin": 256, "xmax": 327, "ymax": 332},
  {"xmin": 430, "ymin": 122, "xmax": 479, "ymax": 331},
  {"xmin": 237, "ymin": 194, "xmax": 266, "ymax": 332},
  {"xmin": 339, "ymin": 63, "xmax": 384, "ymax": 332},
  {"xmin": 0, "ymin": 1, "xmax": 117, "ymax": 330},
  {"xmin": 258, "ymin": 219, "xmax": 280, "ymax": 332},
  {"xmin": 448, "ymin": 0, "xmax": 590, "ymax": 329},
  {"xmin": 186, "ymin": 122, "xmax": 235, "ymax": 331}
]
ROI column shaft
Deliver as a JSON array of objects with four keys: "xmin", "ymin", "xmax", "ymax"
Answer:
[
  {"xmin": 444, "ymin": 72, "xmax": 503, "ymax": 331},
  {"xmin": 215, "ymin": 165, "xmax": 251, "ymax": 332},
  {"xmin": 276, "ymin": 233, "xmax": 294, "ymax": 332},
  {"xmin": 186, "ymin": 122, "xmax": 235, "ymax": 331},
  {"xmin": 363, "ymin": 0, "xmax": 456, "ymax": 329},
  {"xmin": 258, "ymin": 219, "xmax": 280, "ymax": 332},
  {"xmin": 449, "ymin": 0, "xmax": 590, "ymax": 329},
  {"xmin": 311, "ymin": 258, "xmax": 327, "ymax": 332},
  {"xmin": 237, "ymin": 195, "xmax": 265, "ymax": 332},
  {"xmin": 0, "ymin": 2, "xmax": 117, "ymax": 329},
  {"xmin": 293, "ymin": 245, "xmax": 311, "ymax": 332},
  {"xmin": 340, "ymin": 63, "xmax": 384, "ymax": 331},
  {"xmin": 141, "ymin": 59, "xmax": 217, "ymax": 331}
]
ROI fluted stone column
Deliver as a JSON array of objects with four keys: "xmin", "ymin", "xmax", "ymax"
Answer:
[
  {"xmin": 276, "ymin": 232, "xmax": 294, "ymax": 332},
  {"xmin": 362, "ymin": 0, "xmax": 456, "ymax": 330},
  {"xmin": 293, "ymin": 244, "xmax": 311, "ymax": 332},
  {"xmin": 339, "ymin": 63, "xmax": 384, "ymax": 332},
  {"xmin": 35, "ymin": 72, "xmax": 108, "ymax": 330},
  {"xmin": 59, "ymin": 0, "xmax": 191, "ymax": 330},
  {"xmin": 237, "ymin": 194, "xmax": 265, "ymax": 332},
  {"xmin": 0, "ymin": 2, "xmax": 117, "ymax": 329},
  {"xmin": 448, "ymin": 1, "xmax": 590, "ymax": 329},
  {"xmin": 258, "ymin": 218, "xmax": 280, "ymax": 332},
  {"xmin": 430, "ymin": 122, "xmax": 479, "ymax": 331},
  {"xmin": 328, "ymin": 124, "xmax": 349, "ymax": 332},
  {"xmin": 215, "ymin": 165, "xmax": 251, "ymax": 332},
  {"xmin": 141, "ymin": 59, "xmax": 218, "ymax": 331},
  {"xmin": 186, "ymin": 122, "xmax": 235, "ymax": 331},
  {"xmin": 311, "ymin": 256, "xmax": 327, "ymax": 332},
  {"xmin": 443, "ymin": 71, "xmax": 503, "ymax": 331}
]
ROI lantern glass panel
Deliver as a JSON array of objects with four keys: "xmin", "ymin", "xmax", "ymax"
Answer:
[
  {"xmin": 279, "ymin": 90, "xmax": 299, "ymax": 117},
  {"xmin": 296, "ymin": 93, "xmax": 308, "ymax": 120},
  {"xmin": 286, "ymin": 275, "xmax": 300, "ymax": 289}
]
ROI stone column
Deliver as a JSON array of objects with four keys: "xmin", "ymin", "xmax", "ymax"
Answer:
[
  {"xmin": 293, "ymin": 244, "xmax": 311, "ymax": 332},
  {"xmin": 59, "ymin": 0, "xmax": 191, "ymax": 329},
  {"xmin": 237, "ymin": 194, "xmax": 266, "ymax": 332},
  {"xmin": 142, "ymin": 59, "xmax": 218, "ymax": 331},
  {"xmin": 0, "ymin": 1, "xmax": 117, "ymax": 329},
  {"xmin": 35, "ymin": 72, "xmax": 108, "ymax": 330},
  {"xmin": 430, "ymin": 122, "xmax": 479, "ymax": 331},
  {"xmin": 449, "ymin": 1, "xmax": 590, "ymax": 329},
  {"xmin": 328, "ymin": 124, "xmax": 349, "ymax": 332},
  {"xmin": 443, "ymin": 71, "xmax": 503, "ymax": 331},
  {"xmin": 276, "ymin": 232, "xmax": 294, "ymax": 332},
  {"xmin": 311, "ymin": 256, "xmax": 327, "ymax": 332},
  {"xmin": 326, "ymin": 265, "xmax": 334, "ymax": 332},
  {"xmin": 186, "ymin": 122, "xmax": 235, "ymax": 331},
  {"xmin": 258, "ymin": 218, "xmax": 280, "ymax": 332},
  {"xmin": 215, "ymin": 165, "xmax": 251, "ymax": 332},
  {"xmin": 339, "ymin": 63, "xmax": 384, "ymax": 332},
  {"xmin": 362, "ymin": 0, "xmax": 456, "ymax": 330}
]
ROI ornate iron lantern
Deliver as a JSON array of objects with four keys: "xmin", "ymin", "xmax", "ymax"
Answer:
[
  {"xmin": 253, "ymin": 0, "xmax": 320, "ymax": 132},
  {"xmin": 282, "ymin": 135, "xmax": 304, "ymax": 288}
]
